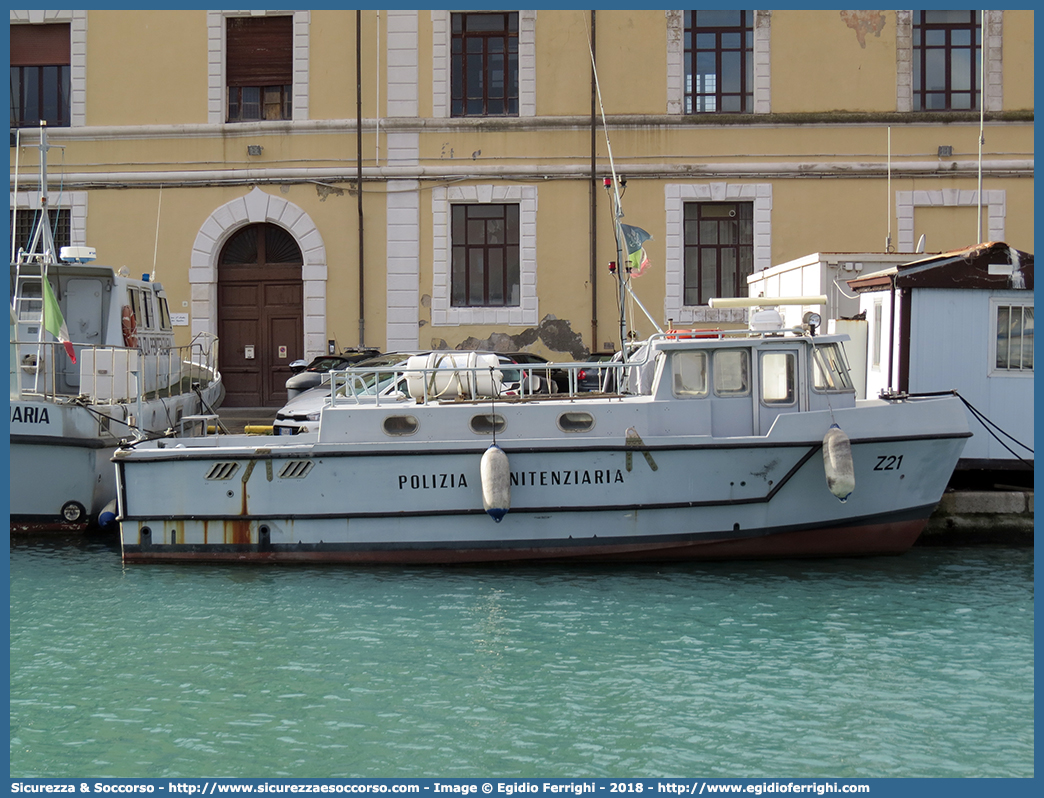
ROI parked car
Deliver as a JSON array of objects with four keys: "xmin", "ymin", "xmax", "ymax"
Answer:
[
  {"xmin": 576, "ymin": 352, "xmax": 621, "ymax": 392},
  {"xmin": 274, "ymin": 351, "xmax": 528, "ymax": 435},
  {"xmin": 285, "ymin": 349, "xmax": 381, "ymax": 399},
  {"xmin": 503, "ymin": 352, "xmax": 570, "ymax": 393}
]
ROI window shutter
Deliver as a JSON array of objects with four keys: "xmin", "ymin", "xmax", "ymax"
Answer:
[
  {"xmin": 226, "ymin": 16, "xmax": 293, "ymax": 87},
  {"xmin": 10, "ymin": 24, "xmax": 70, "ymax": 67}
]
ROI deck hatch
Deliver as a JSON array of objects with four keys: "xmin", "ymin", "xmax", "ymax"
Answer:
[
  {"xmin": 278, "ymin": 460, "xmax": 314, "ymax": 479},
  {"xmin": 205, "ymin": 462, "xmax": 240, "ymax": 480}
]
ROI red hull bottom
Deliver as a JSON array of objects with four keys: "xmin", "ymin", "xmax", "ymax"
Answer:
[{"xmin": 121, "ymin": 517, "xmax": 929, "ymax": 565}]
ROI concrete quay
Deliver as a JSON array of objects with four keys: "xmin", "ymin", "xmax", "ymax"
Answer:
[{"xmin": 921, "ymin": 490, "xmax": 1034, "ymax": 546}]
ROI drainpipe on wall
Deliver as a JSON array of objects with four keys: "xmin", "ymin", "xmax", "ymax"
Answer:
[
  {"xmin": 589, "ymin": 10, "xmax": 598, "ymax": 353},
  {"xmin": 357, "ymin": 9, "xmax": 366, "ymax": 348}
]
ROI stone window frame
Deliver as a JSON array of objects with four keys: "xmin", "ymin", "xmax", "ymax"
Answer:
[
  {"xmin": 666, "ymin": 9, "xmax": 771, "ymax": 115},
  {"xmin": 896, "ymin": 9, "xmax": 1003, "ymax": 113},
  {"xmin": 432, "ymin": 10, "xmax": 537, "ymax": 118},
  {"xmin": 431, "ymin": 185, "xmax": 539, "ymax": 327},
  {"xmin": 895, "ymin": 188, "xmax": 1006, "ymax": 253},
  {"xmin": 9, "ymin": 10, "xmax": 87, "ymax": 127},
  {"xmin": 10, "ymin": 190, "xmax": 89, "ymax": 252},
  {"xmin": 664, "ymin": 182, "xmax": 772, "ymax": 324},
  {"xmin": 206, "ymin": 10, "xmax": 310, "ymax": 124}
]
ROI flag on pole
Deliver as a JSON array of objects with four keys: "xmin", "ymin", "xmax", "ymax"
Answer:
[
  {"xmin": 41, "ymin": 275, "xmax": 76, "ymax": 363},
  {"xmin": 620, "ymin": 223, "xmax": 652, "ymax": 277}
]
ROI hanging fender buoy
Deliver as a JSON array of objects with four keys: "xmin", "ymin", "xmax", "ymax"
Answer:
[
  {"xmin": 121, "ymin": 305, "xmax": 138, "ymax": 348},
  {"xmin": 480, "ymin": 444, "xmax": 511, "ymax": 522},
  {"xmin": 822, "ymin": 423, "xmax": 855, "ymax": 502},
  {"xmin": 97, "ymin": 499, "xmax": 119, "ymax": 530}
]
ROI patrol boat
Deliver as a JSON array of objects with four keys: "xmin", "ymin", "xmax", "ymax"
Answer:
[
  {"xmin": 114, "ymin": 300, "xmax": 970, "ymax": 563},
  {"xmin": 10, "ymin": 125, "xmax": 223, "ymax": 532}
]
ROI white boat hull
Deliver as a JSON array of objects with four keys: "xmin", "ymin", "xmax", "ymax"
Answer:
[
  {"xmin": 116, "ymin": 398, "xmax": 969, "ymax": 563},
  {"xmin": 10, "ymin": 386, "xmax": 222, "ymax": 532}
]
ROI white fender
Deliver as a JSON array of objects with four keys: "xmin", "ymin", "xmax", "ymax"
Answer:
[
  {"xmin": 480, "ymin": 444, "xmax": 511, "ymax": 522},
  {"xmin": 823, "ymin": 423, "xmax": 855, "ymax": 502}
]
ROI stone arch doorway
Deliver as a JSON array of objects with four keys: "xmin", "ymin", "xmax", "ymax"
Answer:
[{"xmin": 218, "ymin": 223, "xmax": 303, "ymax": 406}]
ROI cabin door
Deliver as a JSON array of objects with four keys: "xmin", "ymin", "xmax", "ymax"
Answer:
[
  {"xmin": 60, "ymin": 277, "xmax": 105, "ymax": 391},
  {"xmin": 218, "ymin": 224, "xmax": 303, "ymax": 407},
  {"xmin": 756, "ymin": 348, "xmax": 802, "ymax": 435}
]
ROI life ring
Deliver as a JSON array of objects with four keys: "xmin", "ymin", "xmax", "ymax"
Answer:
[{"xmin": 121, "ymin": 305, "xmax": 138, "ymax": 348}]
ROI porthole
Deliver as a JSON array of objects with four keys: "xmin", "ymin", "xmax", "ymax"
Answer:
[
  {"xmin": 557, "ymin": 411, "xmax": 595, "ymax": 432},
  {"xmin": 470, "ymin": 413, "xmax": 506, "ymax": 435},
  {"xmin": 382, "ymin": 414, "xmax": 419, "ymax": 436}
]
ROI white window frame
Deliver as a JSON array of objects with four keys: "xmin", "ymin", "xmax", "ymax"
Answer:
[
  {"xmin": 666, "ymin": 9, "xmax": 771, "ymax": 115},
  {"xmin": 896, "ymin": 10, "xmax": 1003, "ymax": 113},
  {"xmin": 207, "ymin": 10, "xmax": 310, "ymax": 124},
  {"xmin": 9, "ymin": 10, "xmax": 88, "ymax": 127},
  {"xmin": 432, "ymin": 10, "xmax": 537, "ymax": 118},
  {"xmin": 988, "ymin": 296, "xmax": 1034, "ymax": 377},
  {"xmin": 664, "ymin": 182, "xmax": 772, "ymax": 324},
  {"xmin": 431, "ymin": 185, "xmax": 538, "ymax": 327}
]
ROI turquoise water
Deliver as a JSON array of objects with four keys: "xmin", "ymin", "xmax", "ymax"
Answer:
[{"xmin": 9, "ymin": 539, "xmax": 1033, "ymax": 779}]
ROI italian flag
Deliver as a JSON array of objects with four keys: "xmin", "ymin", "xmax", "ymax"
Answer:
[
  {"xmin": 620, "ymin": 223, "xmax": 652, "ymax": 277},
  {"xmin": 42, "ymin": 275, "xmax": 76, "ymax": 363}
]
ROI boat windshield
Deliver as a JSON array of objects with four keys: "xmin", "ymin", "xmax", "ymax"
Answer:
[{"xmin": 811, "ymin": 342, "xmax": 854, "ymax": 392}]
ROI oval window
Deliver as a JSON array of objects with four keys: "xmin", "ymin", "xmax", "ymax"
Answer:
[
  {"xmin": 470, "ymin": 413, "xmax": 506, "ymax": 435},
  {"xmin": 557, "ymin": 411, "xmax": 595, "ymax": 432},
  {"xmin": 382, "ymin": 415, "xmax": 419, "ymax": 436}
]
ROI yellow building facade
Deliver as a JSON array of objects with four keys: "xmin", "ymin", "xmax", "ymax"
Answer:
[{"xmin": 10, "ymin": 9, "xmax": 1034, "ymax": 406}]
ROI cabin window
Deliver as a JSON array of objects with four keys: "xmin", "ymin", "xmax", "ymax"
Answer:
[
  {"xmin": 672, "ymin": 351, "xmax": 708, "ymax": 397},
  {"xmin": 811, "ymin": 343, "xmax": 854, "ymax": 392},
  {"xmin": 557, "ymin": 412, "xmax": 595, "ymax": 432},
  {"xmin": 382, "ymin": 415, "xmax": 419, "ymax": 436},
  {"xmin": 993, "ymin": 303, "xmax": 1034, "ymax": 373},
  {"xmin": 139, "ymin": 291, "xmax": 154, "ymax": 330},
  {"xmin": 127, "ymin": 288, "xmax": 142, "ymax": 329},
  {"xmin": 470, "ymin": 413, "xmax": 506, "ymax": 435},
  {"xmin": 713, "ymin": 349, "xmax": 750, "ymax": 396},
  {"xmin": 760, "ymin": 351, "xmax": 796, "ymax": 405},
  {"xmin": 157, "ymin": 295, "xmax": 173, "ymax": 332}
]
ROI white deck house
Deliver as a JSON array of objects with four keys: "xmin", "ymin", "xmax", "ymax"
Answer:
[
  {"xmin": 747, "ymin": 252, "xmax": 934, "ymax": 398},
  {"xmin": 846, "ymin": 241, "xmax": 1033, "ymax": 473}
]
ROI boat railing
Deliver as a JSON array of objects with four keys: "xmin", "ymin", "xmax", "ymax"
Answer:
[
  {"xmin": 325, "ymin": 354, "xmax": 653, "ymax": 407},
  {"xmin": 10, "ymin": 338, "xmax": 220, "ymax": 405}
]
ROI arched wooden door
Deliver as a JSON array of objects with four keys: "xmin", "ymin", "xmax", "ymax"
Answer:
[{"xmin": 218, "ymin": 223, "xmax": 303, "ymax": 407}]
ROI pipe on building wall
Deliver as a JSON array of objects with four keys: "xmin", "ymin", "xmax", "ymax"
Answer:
[
  {"xmin": 357, "ymin": 9, "xmax": 365, "ymax": 348},
  {"xmin": 14, "ymin": 160, "xmax": 1033, "ymax": 190}
]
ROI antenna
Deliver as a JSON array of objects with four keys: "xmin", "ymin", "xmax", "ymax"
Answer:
[
  {"xmin": 916, "ymin": 234, "xmax": 926, "ymax": 254},
  {"xmin": 976, "ymin": 9, "xmax": 986, "ymax": 244},
  {"xmin": 885, "ymin": 127, "xmax": 893, "ymax": 252}
]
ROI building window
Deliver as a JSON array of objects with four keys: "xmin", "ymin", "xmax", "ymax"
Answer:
[
  {"xmin": 10, "ymin": 209, "xmax": 71, "ymax": 255},
  {"xmin": 451, "ymin": 204, "xmax": 520, "ymax": 307},
  {"xmin": 10, "ymin": 23, "xmax": 70, "ymax": 128},
  {"xmin": 451, "ymin": 12, "xmax": 518, "ymax": 117},
  {"xmin": 226, "ymin": 16, "xmax": 293, "ymax": 122},
  {"xmin": 994, "ymin": 303, "xmax": 1033, "ymax": 373},
  {"xmin": 683, "ymin": 202, "xmax": 753, "ymax": 306},
  {"xmin": 684, "ymin": 10, "xmax": 752, "ymax": 113},
  {"xmin": 913, "ymin": 10, "xmax": 981, "ymax": 111}
]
